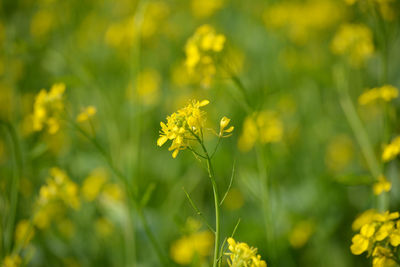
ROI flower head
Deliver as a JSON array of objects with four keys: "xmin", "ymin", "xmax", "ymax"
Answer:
[
  {"xmin": 382, "ymin": 136, "xmax": 400, "ymax": 162},
  {"xmin": 373, "ymin": 175, "xmax": 391, "ymax": 195},
  {"xmin": 226, "ymin": 237, "xmax": 267, "ymax": 267},
  {"xmin": 358, "ymin": 85, "xmax": 398, "ymax": 105},
  {"xmin": 185, "ymin": 25, "xmax": 226, "ymax": 87},
  {"xmin": 32, "ymin": 83, "xmax": 66, "ymax": 134},
  {"xmin": 76, "ymin": 105, "xmax": 97, "ymax": 123},
  {"xmin": 157, "ymin": 100, "xmax": 209, "ymax": 158},
  {"xmin": 219, "ymin": 116, "xmax": 234, "ymax": 137},
  {"xmin": 331, "ymin": 23, "xmax": 374, "ymax": 66}
]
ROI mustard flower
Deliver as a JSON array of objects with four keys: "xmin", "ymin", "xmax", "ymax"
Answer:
[
  {"xmin": 76, "ymin": 105, "xmax": 97, "ymax": 123},
  {"xmin": 32, "ymin": 83, "xmax": 66, "ymax": 134},
  {"xmin": 372, "ymin": 246, "xmax": 396, "ymax": 267},
  {"xmin": 14, "ymin": 220, "xmax": 34, "ymax": 247},
  {"xmin": 373, "ymin": 175, "xmax": 391, "ymax": 195},
  {"xmin": 2, "ymin": 254, "xmax": 22, "ymax": 267},
  {"xmin": 382, "ymin": 136, "xmax": 400, "ymax": 162},
  {"xmin": 157, "ymin": 99, "xmax": 209, "ymax": 158},
  {"xmin": 226, "ymin": 237, "xmax": 267, "ymax": 267},
  {"xmin": 170, "ymin": 231, "xmax": 214, "ymax": 265},
  {"xmin": 185, "ymin": 25, "xmax": 225, "ymax": 87},
  {"xmin": 219, "ymin": 116, "xmax": 234, "ymax": 137},
  {"xmin": 34, "ymin": 167, "xmax": 80, "ymax": 229},
  {"xmin": 331, "ymin": 23, "xmax": 374, "ymax": 66},
  {"xmin": 351, "ymin": 223, "xmax": 375, "ymax": 255},
  {"xmin": 358, "ymin": 85, "xmax": 398, "ymax": 105},
  {"xmin": 238, "ymin": 111, "xmax": 283, "ymax": 152},
  {"xmin": 351, "ymin": 210, "xmax": 400, "ymax": 259}
]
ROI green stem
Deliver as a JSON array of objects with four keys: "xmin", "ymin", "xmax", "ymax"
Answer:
[
  {"xmin": 0, "ymin": 121, "xmax": 23, "ymax": 256},
  {"xmin": 72, "ymin": 121, "xmax": 170, "ymax": 265},
  {"xmin": 191, "ymin": 130, "xmax": 220, "ymax": 267}
]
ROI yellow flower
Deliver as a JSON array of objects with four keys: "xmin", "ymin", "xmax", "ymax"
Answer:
[
  {"xmin": 104, "ymin": 16, "xmax": 136, "ymax": 50},
  {"xmin": 157, "ymin": 99, "xmax": 209, "ymax": 158},
  {"xmin": 350, "ymin": 223, "xmax": 375, "ymax": 255},
  {"xmin": 185, "ymin": 25, "xmax": 225, "ymax": 87},
  {"xmin": 289, "ymin": 220, "xmax": 314, "ymax": 249},
  {"xmin": 2, "ymin": 254, "xmax": 22, "ymax": 267},
  {"xmin": 358, "ymin": 85, "xmax": 398, "ymax": 105},
  {"xmin": 352, "ymin": 209, "xmax": 378, "ymax": 231},
  {"xmin": 219, "ymin": 116, "xmax": 234, "ymax": 137},
  {"xmin": 382, "ymin": 136, "xmax": 400, "ymax": 162},
  {"xmin": 389, "ymin": 221, "xmax": 400, "ymax": 247},
  {"xmin": 263, "ymin": 0, "xmax": 341, "ymax": 44},
  {"xmin": 14, "ymin": 220, "xmax": 34, "ymax": 247},
  {"xmin": 32, "ymin": 83, "xmax": 66, "ymax": 134},
  {"xmin": 82, "ymin": 168, "xmax": 108, "ymax": 201},
  {"xmin": 191, "ymin": 0, "xmax": 224, "ymax": 18},
  {"xmin": 238, "ymin": 111, "xmax": 283, "ymax": 152},
  {"xmin": 372, "ymin": 246, "xmax": 396, "ymax": 267},
  {"xmin": 170, "ymin": 231, "xmax": 213, "ymax": 265},
  {"xmin": 373, "ymin": 175, "xmax": 391, "ymax": 195},
  {"xmin": 331, "ymin": 23, "xmax": 374, "ymax": 66},
  {"xmin": 76, "ymin": 106, "xmax": 97, "ymax": 123},
  {"xmin": 373, "ymin": 211, "xmax": 400, "ymax": 222},
  {"xmin": 34, "ymin": 167, "xmax": 80, "ymax": 229},
  {"xmin": 132, "ymin": 69, "xmax": 161, "ymax": 106},
  {"xmin": 375, "ymin": 221, "xmax": 394, "ymax": 241},
  {"xmin": 226, "ymin": 237, "xmax": 267, "ymax": 267}
]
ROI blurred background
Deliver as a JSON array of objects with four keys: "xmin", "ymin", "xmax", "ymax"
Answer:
[{"xmin": 1, "ymin": 0, "xmax": 400, "ymax": 266}]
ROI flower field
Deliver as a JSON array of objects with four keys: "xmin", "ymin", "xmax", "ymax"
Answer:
[{"xmin": 1, "ymin": 0, "xmax": 400, "ymax": 266}]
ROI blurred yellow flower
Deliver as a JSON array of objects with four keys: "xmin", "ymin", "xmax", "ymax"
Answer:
[
  {"xmin": 15, "ymin": 220, "xmax": 34, "ymax": 247},
  {"xmin": 352, "ymin": 209, "xmax": 378, "ymax": 231},
  {"xmin": 102, "ymin": 183, "xmax": 124, "ymax": 202},
  {"xmin": 358, "ymin": 85, "xmax": 398, "ymax": 105},
  {"xmin": 32, "ymin": 83, "xmax": 65, "ymax": 134},
  {"xmin": 289, "ymin": 220, "xmax": 314, "ymax": 249},
  {"xmin": 238, "ymin": 111, "xmax": 283, "ymax": 152},
  {"xmin": 382, "ymin": 136, "xmax": 400, "ymax": 162},
  {"xmin": 170, "ymin": 231, "xmax": 213, "ymax": 265},
  {"xmin": 325, "ymin": 134, "xmax": 354, "ymax": 172},
  {"xmin": 331, "ymin": 23, "xmax": 374, "ymax": 67},
  {"xmin": 95, "ymin": 217, "xmax": 114, "ymax": 238},
  {"xmin": 157, "ymin": 99, "xmax": 209, "ymax": 158},
  {"xmin": 373, "ymin": 175, "xmax": 391, "ymax": 195},
  {"xmin": 30, "ymin": 9, "xmax": 54, "ymax": 39},
  {"xmin": 105, "ymin": 16, "xmax": 136, "ymax": 49},
  {"xmin": 141, "ymin": 1, "xmax": 169, "ymax": 39},
  {"xmin": 191, "ymin": 0, "xmax": 224, "ymax": 18},
  {"xmin": 76, "ymin": 106, "xmax": 97, "ymax": 123},
  {"xmin": 2, "ymin": 254, "xmax": 22, "ymax": 267},
  {"xmin": 185, "ymin": 25, "xmax": 225, "ymax": 87},
  {"xmin": 263, "ymin": 0, "xmax": 341, "ymax": 44},
  {"xmin": 34, "ymin": 167, "xmax": 80, "ymax": 229},
  {"xmin": 372, "ymin": 246, "xmax": 396, "ymax": 267},
  {"xmin": 82, "ymin": 168, "xmax": 107, "ymax": 201},
  {"xmin": 134, "ymin": 69, "xmax": 161, "ymax": 106},
  {"xmin": 226, "ymin": 237, "xmax": 267, "ymax": 267}
]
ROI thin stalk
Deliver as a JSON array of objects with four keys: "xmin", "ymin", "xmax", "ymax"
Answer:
[
  {"xmin": 334, "ymin": 68, "xmax": 381, "ymax": 178},
  {"xmin": 71, "ymin": 121, "xmax": 170, "ymax": 265},
  {"xmin": 191, "ymin": 130, "xmax": 221, "ymax": 267},
  {"xmin": 0, "ymin": 121, "xmax": 23, "ymax": 256}
]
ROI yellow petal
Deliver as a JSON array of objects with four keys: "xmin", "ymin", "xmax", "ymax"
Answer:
[{"xmin": 157, "ymin": 136, "xmax": 168, "ymax": 147}]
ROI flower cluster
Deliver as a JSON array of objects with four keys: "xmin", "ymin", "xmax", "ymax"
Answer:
[
  {"xmin": 170, "ymin": 230, "xmax": 214, "ymax": 265},
  {"xmin": 238, "ymin": 111, "xmax": 283, "ymax": 152},
  {"xmin": 382, "ymin": 136, "xmax": 400, "ymax": 162},
  {"xmin": 358, "ymin": 85, "xmax": 399, "ymax": 105},
  {"xmin": 32, "ymin": 83, "xmax": 66, "ymax": 134},
  {"xmin": 263, "ymin": 0, "xmax": 341, "ymax": 44},
  {"xmin": 34, "ymin": 168, "xmax": 80, "ymax": 229},
  {"xmin": 373, "ymin": 175, "xmax": 391, "ymax": 195},
  {"xmin": 331, "ymin": 23, "xmax": 374, "ymax": 66},
  {"xmin": 351, "ymin": 210, "xmax": 400, "ymax": 265},
  {"xmin": 1, "ymin": 254, "xmax": 22, "ymax": 267},
  {"xmin": 81, "ymin": 168, "xmax": 124, "ymax": 202},
  {"xmin": 226, "ymin": 237, "xmax": 267, "ymax": 267},
  {"xmin": 76, "ymin": 105, "xmax": 97, "ymax": 123},
  {"xmin": 157, "ymin": 100, "xmax": 209, "ymax": 158},
  {"xmin": 185, "ymin": 25, "xmax": 226, "ymax": 87}
]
